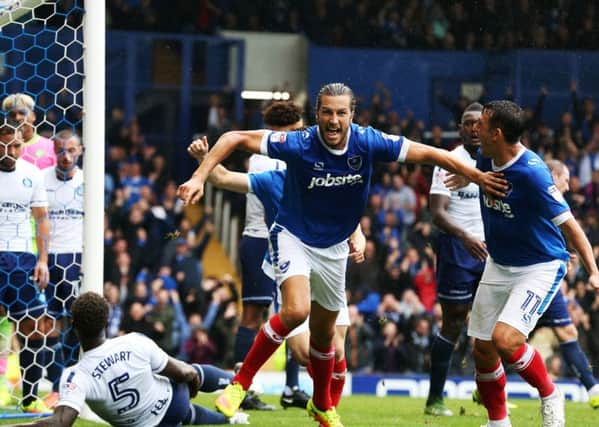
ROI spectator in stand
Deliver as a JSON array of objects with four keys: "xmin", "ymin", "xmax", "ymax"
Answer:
[
  {"xmin": 185, "ymin": 325, "xmax": 218, "ymax": 365},
  {"xmin": 147, "ymin": 288, "xmax": 176, "ymax": 354},
  {"xmin": 160, "ymin": 220, "xmax": 212, "ymax": 298},
  {"xmin": 405, "ymin": 316, "xmax": 433, "ymax": 373},
  {"xmin": 344, "ymin": 305, "xmax": 375, "ymax": 373},
  {"xmin": 373, "ymin": 321, "xmax": 406, "ymax": 372},
  {"xmin": 119, "ymin": 301, "xmax": 154, "ymax": 338},
  {"xmin": 104, "ymin": 282, "xmax": 122, "ymax": 338}
]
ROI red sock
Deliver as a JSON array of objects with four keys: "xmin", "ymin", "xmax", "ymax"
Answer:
[
  {"xmin": 475, "ymin": 359, "xmax": 508, "ymax": 421},
  {"xmin": 330, "ymin": 358, "xmax": 346, "ymax": 407},
  {"xmin": 306, "ymin": 363, "xmax": 313, "ymax": 378},
  {"xmin": 233, "ymin": 314, "xmax": 289, "ymax": 390},
  {"xmin": 309, "ymin": 340, "xmax": 335, "ymax": 411},
  {"xmin": 507, "ymin": 343, "xmax": 555, "ymax": 398}
]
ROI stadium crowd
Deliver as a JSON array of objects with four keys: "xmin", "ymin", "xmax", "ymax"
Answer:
[
  {"xmin": 98, "ymin": 80, "xmax": 599, "ymax": 384},
  {"xmin": 107, "ymin": 0, "xmax": 599, "ymax": 50}
]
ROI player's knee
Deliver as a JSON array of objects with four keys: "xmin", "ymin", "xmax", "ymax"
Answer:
[
  {"xmin": 280, "ymin": 306, "xmax": 309, "ymax": 330},
  {"xmin": 492, "ymin": 327, "xmax": 524, "ymax": 359},
  {"xmin": 441, "ymin": 318, "xmax": 466, "ymax": 342}
]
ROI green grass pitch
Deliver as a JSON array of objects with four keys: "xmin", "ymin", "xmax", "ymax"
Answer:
[{"xmin": 1, "ymin": 394, "xmax": 597, "ymax": 426}]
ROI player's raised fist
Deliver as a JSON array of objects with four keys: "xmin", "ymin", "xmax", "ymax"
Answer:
[{"xmin": 187, "ymin": 136, "xmax": 209, "ymax": 162}]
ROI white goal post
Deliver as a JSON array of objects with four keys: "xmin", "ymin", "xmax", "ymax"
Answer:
[{"xmin": 81, "ymin": 0, "xmax": 105, "ymax": 296}]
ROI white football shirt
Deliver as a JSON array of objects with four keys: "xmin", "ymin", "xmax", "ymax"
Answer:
[
  {"xmin": 44, "ymin": 167, "xmax": 84, "ymax": 253},
  {"xmin": 429, "ymin": 145, "xmax": 485, "ymax": 240},
  {"xmin": 242, "ymin": 154, "xmax": 286, "ymax": 238},
  {"xmin": 57, "ymin": 333, "xmax": 172, "ymax": 427},
  {"xmin": 0, "ymin": 158, "xmax": 48, "ymax": 252}
]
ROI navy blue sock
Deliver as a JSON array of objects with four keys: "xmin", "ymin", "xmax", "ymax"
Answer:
[
  {"xmin": 427, "ymin": 334, "xmax": 455, "ymax": 404},
  {"xmin": 193, "ymin": 364, "xmax": 233, "ymax": 392},
  {"xmin": 285, "ymin": 347, "xmax": 299, "ymax": 389},
  {"xmin": 183, "ymin": 403, "xmax": 227, "ymax": 425},
  {"xmin": 560, "ymin": 340, "xmax": 599, "ymax": 390},
  {"xmin": 20, "ymin": 338, "xmax": 45, "ymax": 406},
  {"xmin": 234, "ymin": 326, "xmax": 256, "ymax": 363},
  {"xmin": 45, "ymin": 336, "xmax": 65, "ymax": 392}
]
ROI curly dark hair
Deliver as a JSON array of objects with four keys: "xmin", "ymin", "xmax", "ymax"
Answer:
[
  {"xmin": 262, "ymin": 101, "xmax": 303, "ymax": 128},
  {"xmin": 72, "ymin": 292, "xmax": 109, "ymax": 338}
]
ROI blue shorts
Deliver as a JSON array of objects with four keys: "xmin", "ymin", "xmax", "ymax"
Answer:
[
  {"xmin": 0, "ymin": 252, "xmax": 46, "ymax": 320},
  {"xmin": 436, "ymin": 235, "xmax": 484, "ymax": 304},
  {"xmin": 537, "ymin": 288, "xmax": 572, "ymax": 327},
  {"xmin": 239, "ymin": 235, "xmax": 276, "ymax": 306},
  {"xmin": 46, "ymin": 252, "xmax": 81, "ymax": 319},
  {"xmin": 158, "ymin": 382, "xmax": 190, "ymax": 427}
]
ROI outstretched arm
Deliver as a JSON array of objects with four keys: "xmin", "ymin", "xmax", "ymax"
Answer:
[
  {"xmin": 178, "ymin": 131, "xmax": 266, "ymax": 205},
  {"xmin": 405, "ymin": 141, "xmax": 507, "ymax": 198},
  {"xmin": 187, "ymin": 137, "xmax": 249, "ymax": 194},
  {"xmin": 559, "ymin": 217, "xmax": 599, "ymax": 291}
]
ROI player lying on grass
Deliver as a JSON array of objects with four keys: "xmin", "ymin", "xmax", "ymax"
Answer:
[
  {"xmin": 13, "ymin": 292, "xmax": 249, "ymax": 426},
  {"xmin": 188, "ymin": 137, "xmax": 361, "ymax": 409}
]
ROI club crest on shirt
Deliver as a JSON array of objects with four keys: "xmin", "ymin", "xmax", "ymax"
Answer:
[
  {"xmin": 76, "ymin": 185, "xmax": 84, "ymax": 197},
  {"xmin": 505, "ymin": 181, "xmax": 513, "ymax": 197},
  {"xmin": 347, "ymin": 155, "xmax": 362, "ymax": 170},
  {"xmin": 269, "ymin": 132, "xmax": 286, "ymax": 143},
  {"xmin": 22, "ymin": 177, "xmax": 32, "ymax": 188}
]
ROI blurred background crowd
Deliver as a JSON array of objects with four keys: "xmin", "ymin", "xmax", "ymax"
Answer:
[{"xmin": 107, "ymin": 0, "xmax": 599, "ymax": 50}]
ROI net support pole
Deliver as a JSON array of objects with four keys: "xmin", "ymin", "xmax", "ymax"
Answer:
[{"xmin": 81, "ymin": 0, "xmax": 105, "ymax": 295}]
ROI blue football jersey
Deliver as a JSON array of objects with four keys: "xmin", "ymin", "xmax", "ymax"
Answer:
[
  {"xmin": 248, "ymin": 169, "xmax": 285, "ymax": 229},
  {"xmin": 260, "ymin": 124, "xmax": 409, "ymax": 248},
  {"xmin": 478, "ymin": 147, "xmax": 571, "ymax": 266}
]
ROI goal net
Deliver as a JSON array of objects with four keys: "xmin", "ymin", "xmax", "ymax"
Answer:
[{"xmin": 0, "ymin": 0, "xmax": 104, "ymax": 418}]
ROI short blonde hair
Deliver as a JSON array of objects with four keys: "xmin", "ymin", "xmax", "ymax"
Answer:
[{"xmin": 1, "ymin": 93, "xmax": 35, "ymax": 112}]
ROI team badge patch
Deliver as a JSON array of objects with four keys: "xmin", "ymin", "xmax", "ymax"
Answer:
[
  {"xmin": 347, "ymin": 155, "xmax": 362, "ymax": 170},
  {"xmin": 22, "ymin": 177, "xmax": 32, "ymax": 188},
  {"xmin": 269, "ymin": 132, "xmax": 287, "ymax": 143}
]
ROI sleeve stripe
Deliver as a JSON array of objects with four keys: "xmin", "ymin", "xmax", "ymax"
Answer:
[
  {"xmin": 153, "ymin": 352, "xmax": 169, "ymax": 373},
  {"xmin": 397, "ymin": 136, "xmax": 410, "ymax": 163},
  {"xmin": 429, "ymin": 188, "xmax": 451, "ymax": 196},
  {"xmin": 551, "ymin": 210, "xmax": 573, "ymax": 226},
  {"xmin": 56, "ymin": 401, "xmax": 82, "ymax": 413},
  {"xmin": 247, "ymin": 175, "xmax": 254, "ymax": 193},
  {"xmin": 260, "ymin": 132, "xmax": 270, "ymax": 155}
]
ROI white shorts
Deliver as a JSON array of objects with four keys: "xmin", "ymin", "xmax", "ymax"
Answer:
[
  {"xmin": 468, "ymin": 257, "xmax": 567, "ymax": 341},
  {"xmin": 269, "ymin": 224, "xmax": 348, "ymax": 312},
  {"xmin": 287, "ymin": 304, "xmax": 351, "ymax": 338}
]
